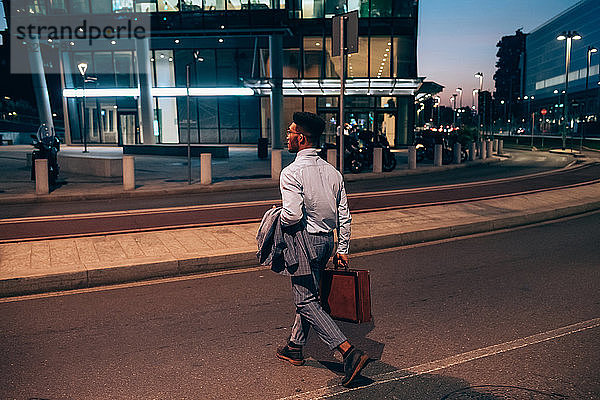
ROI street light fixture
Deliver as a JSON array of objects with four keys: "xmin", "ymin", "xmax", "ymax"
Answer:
[
  {"xmin": 556, "ymin": 30, "xmax": 582, "ymax": 150},
  {"xmin": 456, "ymin": 87, "xmax": 463, "ymax": 108},
  {"xmin": 77, "ymin": 62, "xmax": 89, "ymax": 153}
]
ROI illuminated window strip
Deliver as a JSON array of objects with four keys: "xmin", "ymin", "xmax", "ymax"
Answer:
[{"xmin": 63, "ymin": 87, "xmax": 255, "ymax": 97}]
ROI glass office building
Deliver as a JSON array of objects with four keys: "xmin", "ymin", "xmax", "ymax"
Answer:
[
  {"xmin": 13, "ymin": 0, "xmax": 421, "ymax": 149},
  {"xmin": 524, "ymin": 0, "xmax": 600, "ymax": 133}
]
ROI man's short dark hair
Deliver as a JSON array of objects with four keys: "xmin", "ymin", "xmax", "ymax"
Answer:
[{"xmin": 293, "ymin": 112, "xmax": 325, "ymax": 145}]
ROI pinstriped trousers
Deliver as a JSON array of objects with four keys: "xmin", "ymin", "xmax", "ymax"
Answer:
[{"xmin": 289, "ymin": 233, "xmax": 347, "ymax": 350}]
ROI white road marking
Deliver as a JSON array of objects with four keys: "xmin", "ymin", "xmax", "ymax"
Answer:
[
  {"xmin": 0, "ymin": 266, "xmax": 269, "ymax": 303},
  {"xmin": 278, "ymin": 318, "xmax": 600, "ymax": 400}
]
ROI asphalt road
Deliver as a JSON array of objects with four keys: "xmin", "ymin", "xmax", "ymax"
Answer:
[
  {"xmin": 4, "ymin": 155, "xmax": 597, "ymax": 242},
  {"xmin": 1, "ymin": 210, "xmax": 599, "ymax": 399}
]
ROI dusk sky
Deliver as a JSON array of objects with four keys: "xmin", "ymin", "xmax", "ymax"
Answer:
[{"xmin": 418, "ymin": 0, "xmax": 580, "ymax": 106}]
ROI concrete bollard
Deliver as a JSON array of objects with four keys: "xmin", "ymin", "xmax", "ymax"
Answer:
[
  {"xmin": 453, "ymin": 143, "xmax": 461, "ymax": 164},
  {"xmin": 498, "ymin": 139, "xmax": 504, "ymax": 156},
  {"xmin": 327, "ymin": 148, "xmax": 337, "ymax": 167},
  {"xmin": 480, "ymin": 140, "xmax": 487, "ymax": 159},
  {"xmin": 200, "ymin": 153, "xmax": 212, "ymax": 185},
  {"xmin": 469, "ymin": 142, "xmax": 476, "ymax": 161},
  {"xmin": 434, "ymin": 144, "xmax": 443, "ymax": 167},
  {"xmin": 271, "ymin": 149, "xmax": 282, "ymax": 180},
  {"xmin": 493, "ymin": 139, "xmax": 498, "ymax": 153},
  {"xmin": 486, "ymin": 140, "xmax": 493, "ymax": 158},
  {"xmin": 408, "ymin": 146, "xmax": 417, "ymax": 170},
  {"xmin": 373, "ymin": 147, "xmax": 383, "ymax": 173},
  {"xmin": 35, "ymin": 159, "xmax": 49, "ymax": 195},
  {"xmin": 122, "ymin": 155, "xmax": 135, "ymax": 191}
]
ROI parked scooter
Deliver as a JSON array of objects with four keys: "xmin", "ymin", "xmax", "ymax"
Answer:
[
  {"xmin": 319, "ymin": 128, "xmax": 397, "ymax": 173},
  {"xmin": 414, "ymin": 129, "xmax": 454, "ymax": 165},
  {"xmin": 30, "ymin": 124, "xmax": 60, "ymax": 186}
]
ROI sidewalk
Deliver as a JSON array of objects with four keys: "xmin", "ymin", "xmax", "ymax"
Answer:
[
  {"xmin": 0, "ymin": 145, "xmax": 502, "ymax": 204},
  {"xmin": 1, "ymin": 178, "xmax": 599, "ymax": 297}
]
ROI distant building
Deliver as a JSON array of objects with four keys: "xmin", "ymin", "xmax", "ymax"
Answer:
[
  {"xmin": 493, "ymin": 29, "xmax": 526, "ymax": 126},
  {"xmin": 9, "ymin": 0, "xmax": 423, "ymax": 151},
  {"xmin": 523, "ymin": 0, "xmax": 600, "ymax": 135}
]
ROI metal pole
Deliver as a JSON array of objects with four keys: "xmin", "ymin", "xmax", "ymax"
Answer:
[
  {"xmin": 583, "ymin": 49, "xmax": 591, "ymax": 152},
  {"xmin": 186, "ymin": 64, "xmax": 191, "ymax": 185},
  {"xmin": 563, "ymin": 37, "xmax": 571, "ymax": 150},
  {"xmin": 82, "ymin": 78, "xmax": 88, "ymax": 153},
  {"xmin": 338, "ymin": 16, "xmax": 345, "ymax": 174}
]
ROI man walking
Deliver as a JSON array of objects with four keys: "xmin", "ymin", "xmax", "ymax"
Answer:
[{"xmin": 276, "ymin": 112, "xmax": 369, "ymax": 387}]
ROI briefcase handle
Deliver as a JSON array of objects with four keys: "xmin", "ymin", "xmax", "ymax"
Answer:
[{"xmin": 333, "ymin": 253, "xmax": 349, "ymax": 271}]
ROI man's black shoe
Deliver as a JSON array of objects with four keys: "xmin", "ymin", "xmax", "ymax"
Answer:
[
  {"xmin": 276, "ymin": 343, "xmax": 305, "ymax": 366},
  {"xmin": 341, "ymin": 347, "xmax": 369, "ymax": 387}
]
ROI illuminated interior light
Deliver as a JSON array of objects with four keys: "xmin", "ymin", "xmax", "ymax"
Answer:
[
  {"xmin": 70, "ymin": 42, "xmax": 75, "ymax": 46},
  {"xmin": 152, "ymin": 88, "xmax": 187, "ymax": 96},
  {"xmin": 160, "ymin": 54, "xmax": 165, "ymax": 58},
  {"xmin": 174, "ymin": 39, "xmax": 180, "ymax": 44},
  {"xmin": 111, "ymin": 40, "xmax": 116, "ymax": 45},
  {"xmin": 63, "ymin": 88, "xmax": 140, "ymax": 97},
  {"xmin": 315, "ymin": 42, "xmax": 321, "ymax": 46},
  {"xmin": 189, "ymin": 87, "xmax": 254, "ymax": 96},
  {"xmin": 218, "ymin": 38, "xmax": 224, "ymax": 43},
  {"xmin": 169, "ymin": 57, "xmax": 173, "ymax": 62},
  {"xmin": 150, "ymin": 58, "xmax": 155, "ymax": 62}
]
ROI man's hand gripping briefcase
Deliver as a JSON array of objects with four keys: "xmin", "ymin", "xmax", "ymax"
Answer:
[{"xmin": 320, "ymin": 263, "xmax": 372, "ymax": 323}]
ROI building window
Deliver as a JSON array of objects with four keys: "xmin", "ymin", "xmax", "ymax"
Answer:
[
  {"xmin": 370, "ymin": 37, "xmax": 391, "ymax": 79},
  {"xmin": 302, "ymin": 0, "xmax": 324, "ymax": 18},
  {"xmin": 283, "ymin": 49, "xmax": 301, "ymax": 78},
  {"xmin": 371, "ymin": 0, "xmax": 391, "ymax": 17},
  {"xmin": 394, "ymin": 36, "xmax": 413, "ymax": 78},
  {"xmin": 180, "ymin": 0, "xmax": 203, "ymax": 11},
  {"xmin": 303, "ymin": 37, "xmax": 323, "ymax": 78},
  {"xmin": 70, "ymin": 0, "xmax": 90, "ymax": 13},
  {"xmin": 114, "ymin": 51, "xmax": 136, "ymax": 88},
  {"xmin": 203, "ymin": 0, "xmax": 226, "ymax": 10},
  {"xmin": 346, "ymin": 37, "xmax": 368, "ymax": 78},
  {"xmin": 136, "ymin": 0, "xmax": 158, "ymax": 11},
  {"xmin": 157, "ymin": 0, "xmax": 179, "ymax": 11},
  {"xmin": 113, "ymin": 0, "xmax": 133, "ymax": 12},
  {"xmin": 347, "ymin": 0, "xmax": 368, "ymax": 17}
]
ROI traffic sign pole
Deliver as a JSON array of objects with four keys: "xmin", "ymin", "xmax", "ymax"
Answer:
[{"xmin": 339, "ymin": 15, "xmax": 345, "ymax": 174}]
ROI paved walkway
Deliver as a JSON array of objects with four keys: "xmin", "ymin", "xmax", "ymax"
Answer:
[
  {"xmin": 0, "ymin": 145, "xmax": 497, "ymax": 203},
  {"xmin": 1, "ymin": 176, "xmax": 599, "ymax": 297}
]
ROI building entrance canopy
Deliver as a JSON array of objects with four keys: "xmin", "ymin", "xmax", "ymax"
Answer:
[{"xmin": 243, "ymin": 78, "xmax": 423, "ymax": 96}]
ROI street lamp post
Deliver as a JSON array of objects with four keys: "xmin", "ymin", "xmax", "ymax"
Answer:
[
  {"xmin": 451, "ymin": 94, "xmax": 457, "ymax": 126},
  {"xmin": 557, "ymin": 30, "xmax": 582, "ymax": 150},
  {"xmin": 583, "ymin": 46, "xmax": 598, "ymax": 151},
  {"xmin": 475, "ymin": 72, "xmax": 484, "ymax": 138},
  {"xmin": 434, "ymin": 96, "xmax": 441, "ymax": 126},
  {"xmin": 525, "ymin": 95, "xmax": 535, "ymax": 146},
  {"xmin": 456, "ymin": 88, "xmax": 463, "ymax": 108},
  {"xmin": 77, "ymin": 62, "xmax": 89, "ymax": 153}
]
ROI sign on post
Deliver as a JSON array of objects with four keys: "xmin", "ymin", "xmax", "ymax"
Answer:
[{"xmin": 332, "ymin": 11, "xmax": 359, "ymax": 57}]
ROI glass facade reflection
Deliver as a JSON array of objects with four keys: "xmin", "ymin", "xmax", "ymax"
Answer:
[
  {"xmin": 22, "ymin": 0, "xmax": 420, "ymax": 146},
  {"xmin": 524, "ymin": 0, "xmax": 600, "ymax": 131}
]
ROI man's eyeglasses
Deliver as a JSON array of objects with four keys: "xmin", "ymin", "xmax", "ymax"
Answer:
[{"xmin": 286, "ymin": 129, "xmax": 303, "ymax": 137}]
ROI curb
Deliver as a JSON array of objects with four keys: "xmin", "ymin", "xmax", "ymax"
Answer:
[
  {"xmin": 2, "ymin": 195, "xmax": 599, "ymax": 298},
  {"xmin": 0, "ymin": 157, "xmax": 502, "ymax": 205}
]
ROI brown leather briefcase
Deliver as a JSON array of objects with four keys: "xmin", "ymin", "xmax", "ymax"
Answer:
[{"xmin": 320, "ymin": 269, "xmax": 372, "ymax": 323}]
